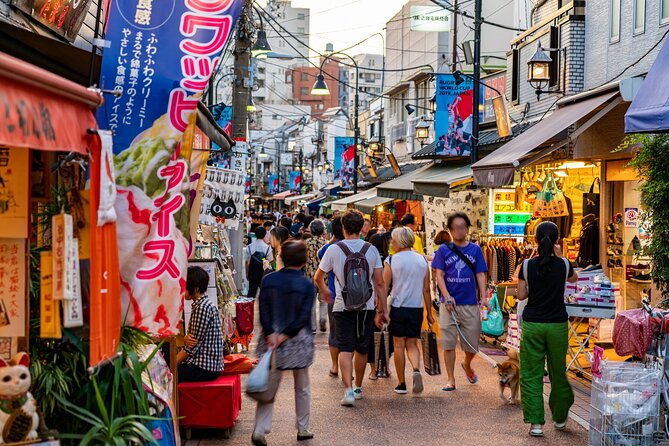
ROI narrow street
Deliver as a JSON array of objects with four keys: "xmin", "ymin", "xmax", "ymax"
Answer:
[{"xmin": 185, "ymin": 332, "xmax": 588, "ymax": 446}]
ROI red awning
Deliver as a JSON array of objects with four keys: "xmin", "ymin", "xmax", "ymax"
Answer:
[{"xmin": 0, "ymin": 51, "xmax": 102, "ymax": 154}]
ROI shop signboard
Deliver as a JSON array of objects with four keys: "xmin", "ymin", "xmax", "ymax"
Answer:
[
  {"xmin": 14, "ymin": 0, "xmax": 94, "ymax": 42},
  {"xmin": 0, "ymin": 239, "xmax": 26, "ymax": 337},
  {"xmin": 289, "ymin": 171, "xmax": 301, "ymax": 193},
  {"xmin": 435, "ymin": 74, "xmax": 474, "ymax": 157},
  {"xmin": 409, "ymin": 5, "xmax": 451, "ymax": 32},
  {"xmin": 625, "ymin": 207, "xmax": 639, "ymax": 227},
  {"xmin": 334, "ymin": 136, "xmax": 355, "ymax": 190},
  {"xmin": 491, "ymin": 189, "xmax": 532, "ymax": 236},
  {"xmin": 480, "ymin": 73, "xmax": 506, "ymax": 124},
  {"xmin": 97, "ymin": 0, "xmax": 243, "ymax": 336},
  {"xmin": 268, "ymin": 174, "xmax": 279, "ymax": 195},
  {"xmin": 0, "ymin": 148, "xmax": 28, "ymax": 239}
]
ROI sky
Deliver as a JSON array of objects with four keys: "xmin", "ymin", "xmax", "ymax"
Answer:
[{"xmin": 279, "ymin": 0, "xmax": 409, "ymax": 57}]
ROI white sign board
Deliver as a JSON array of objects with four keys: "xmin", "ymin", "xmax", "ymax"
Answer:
[{"xmin": 410, "ymin": 5, "xmax": 451, "ymax": 32}]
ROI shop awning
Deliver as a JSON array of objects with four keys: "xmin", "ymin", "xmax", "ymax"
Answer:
[
  {"xmin": 354, "ymin": 195, "xmax": 394, "ymax": 213},
  {"xmin": 376, "ymin": 164, "xmax": 434, "ymax": 201},
  {"xmin": 625, "ymin": 38, "xmax": 669, "ymax": 133},
  {"xmin": 472, "ymin": 91, "xmax": 619, "ymax": 187},
  {"xmin": 0, "ymin": 51, "xmax": 102, "ymax": 153},
  {"xmin": 272, "ymin": 190, "xmax": 295, "ymax": 200},
  {"xmin": 285, "ymin": 193, "xmax": 317, "ymax": 205},
  {"xmin": 330, "ymin": 188, "xmax": 376, "ymax": 211},
  {"xmin": 412, "ymin": 164, "xmax": 473, "ymax": 198}
]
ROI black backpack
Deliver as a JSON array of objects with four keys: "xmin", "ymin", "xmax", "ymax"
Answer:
[
  {"xmin": 248, "ymin": 246, "xmax": 270, "ymax": 283},
  {"xmin": 336, "ymin": 242, "xmax": 373, "ymax": 311}
]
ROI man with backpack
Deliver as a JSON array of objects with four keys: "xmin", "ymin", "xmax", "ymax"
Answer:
[
  {"xmin": 314, "ymin": 210, "xmax": 389, "ymax": 407},
  {"xmin": 246, "ymin": 226, "xmax": 273, "ymax": 298}
]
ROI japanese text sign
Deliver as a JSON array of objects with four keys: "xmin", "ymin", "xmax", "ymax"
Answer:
[
  {"xmin": 0, "ymin": 239, "xmax": 26, "ymax": 337},
  {"xmin": 14, "ymin": 0, "xmax": 94, "ymax": 42},
  {"xmin": 97, "ymin": 0, "xmax": 242, "ymax": 336},
  {"xmin": 0, "ymin": 148, "xmax": 28, "ymax": 239}
]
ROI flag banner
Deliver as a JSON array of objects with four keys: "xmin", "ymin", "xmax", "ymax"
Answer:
[
  {"xmin": 334, "ymin": 137, "xmax": 355, "ymax": 190},
  {"xmin": 268, "ymin": 174, "xmax": 279, "ymax": 195},
  {"xmin": 435, "ymin": 74, "xmax": 474, "ymax": 157},
  {"xmin": 97, "ymin": 0, "xmax": 243, "ymax": 336},
  {"xmin": 198, "ymin": 167, "xmax": 245, "ymax": 230},
  {"xmin": 289, "ymin": 171, "xmax": 301, "ymax": 193}
]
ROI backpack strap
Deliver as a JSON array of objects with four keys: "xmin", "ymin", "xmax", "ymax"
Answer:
[
  {"xmin": 523, "ymin": 259, "xmax": 530, "ymax": 295},
  {"xmin": 336, "ymin": 241, "xmax": 353, "ymax": 257},
  {"xmin": 360, "ymin": 242, "xmax": 371, "ymax": 256},
  {"xmin": 563, "ymin": 257, "xmax": 570, "ymax": 283}
]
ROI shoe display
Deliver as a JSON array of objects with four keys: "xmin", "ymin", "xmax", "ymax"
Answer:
[
  {"xmin": 631, "ymin": 273, "xmax": 652, "ymax": 283},
  {"xmin": 394, "ymin": 383, "xmax": 408, "ymax": 394},
  {"xmin": 630, "ymin": 263, "xmax": 650, "ymax": 272},
  {"xmin": 341, "ymin": 389, "xmax": 355, "ymax": 406},
  {"xmin": 297, "ymin": 430, "xmax": 315, "ymax": 441},
  {"xmin": 615, "ymin": 259, "xmax": 623, "ymax": 268},
  {"xmin": 353, "ymin": 387, "xmax": 363, "ymax": 400},
  {"xmin": 631, "ymin": 235, "xmax": 642, "ymax": 251}
]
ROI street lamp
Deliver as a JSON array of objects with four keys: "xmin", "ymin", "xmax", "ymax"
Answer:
[
  {"xmin": 258, "ymin": 147, "xmax": 269, "ymax": 159},
  {"xmin": 251, "ymin": 7, "xmax": 272, "ymax": 58},
  {"xmin": 310, "ymin": 51, "xmax": 361, "ymax": 194},
  {"xmin": 415, "ymin": 118, "xmax": 430, "ymax": 147},
  {"xmin": 429, "ymin": 93, "xmax": 437, "ymax": 114},
  {"xmin": 527, "ymin": 42, "xmax": 556, "ymax": 100}
]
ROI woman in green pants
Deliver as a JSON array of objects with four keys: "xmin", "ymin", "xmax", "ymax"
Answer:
[{"xmin": 516, "ymin": 221, "xmax": 578, "ymax": 437}]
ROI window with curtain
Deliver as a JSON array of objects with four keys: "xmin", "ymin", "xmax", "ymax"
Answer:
[
  {"xmin": 633, "ymin": 0, "xmax": 646, "ymax": 34},
  {"xmin": 610, "ymin": 0, "xmax": 621, "ymax": 42}
]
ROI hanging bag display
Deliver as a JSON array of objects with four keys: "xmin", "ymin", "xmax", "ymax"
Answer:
[
  {"xmin": 583, "ymin": 177, "xmax": 601, "ymax": 217},
  {"xmin": 534, "ymin": 173, "xmax": 569, "ymax": 217},
  {"xmin": 481, "ymin": 292, "xmax": 505, "ymax": 337},
  {"xmin": 235, "ymin": 299, "xmax": 254, "ymax": 335},
  {"xmin": 421, "ymin": 324, "xmax": 441, "ymax": 376},
  {"xmin": 374, "ymin": 325, "xmax": 390, "ymax": 378}
]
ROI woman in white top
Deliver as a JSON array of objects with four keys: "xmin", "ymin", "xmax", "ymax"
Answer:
[{"xmin": 384, "ymin": 227, "xmax": 434, "ymax": 395}]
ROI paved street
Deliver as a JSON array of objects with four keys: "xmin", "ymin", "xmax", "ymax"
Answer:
[{"xmin": 184, "ymin": 333, "xmax": 588, "ymax": 446}]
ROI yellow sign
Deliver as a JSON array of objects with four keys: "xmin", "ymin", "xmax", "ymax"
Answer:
[{"xmin": 0, "ymin": 148, "xmax": 28, "ymax": 239}]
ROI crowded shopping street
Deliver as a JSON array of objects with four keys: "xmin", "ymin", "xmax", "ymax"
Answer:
[{"xmin": 1, "ymin": 0, "xmax": 669, "ymax": 445}]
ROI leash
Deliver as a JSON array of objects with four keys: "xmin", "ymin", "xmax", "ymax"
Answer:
[{"xmin": 448, "ymin": 306, "xmax": 480, "ymax": 354}]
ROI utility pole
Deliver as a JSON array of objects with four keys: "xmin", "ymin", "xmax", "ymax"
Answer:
[
  {"xmin": 229, "ymin": 0, "xmax": 253, "ymax": 290},
  {"xmin": 451, "ymin": 0, "xmax": 458, "ymax": 72},
  {"xmin": 471, "ymin": 0, "xmax": 482, "ymax": 164}
]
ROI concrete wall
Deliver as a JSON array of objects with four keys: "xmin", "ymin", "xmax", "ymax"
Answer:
[{"xmin": 585, "ymin": 0, "xmax": 669, "ymax": 89}]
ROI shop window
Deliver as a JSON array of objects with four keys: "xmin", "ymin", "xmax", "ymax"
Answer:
[
  {"xmin": 297, "ymin": 13, "xmax": 305, "ymax": 20},
  {"xmin": 301, "ymin": 72, "xmax": 309, "ymax": 81},
  {"xmin": 633, "ymin": 0, "xmax": 646, "ymax": 35},
  {"xmin": 300, "ymin": 87, "xmax": 309, "ymax": 96},
  {"xmin": 662, "ymin": 0, "xmax": 669, "ymax": 25},
  {"xmin": 610, "ymin": 0, "xmax": 621, "ymax": 42}
]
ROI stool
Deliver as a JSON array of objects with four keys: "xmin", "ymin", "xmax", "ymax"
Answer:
[{"xmin": 178, "ymin": 374, "xmax": 242, "ymax": 439}]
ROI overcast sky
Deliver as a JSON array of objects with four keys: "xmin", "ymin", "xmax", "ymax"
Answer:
[{"xmin": 287, "ymin": 0, "xmax": 410, "ymax": 57}]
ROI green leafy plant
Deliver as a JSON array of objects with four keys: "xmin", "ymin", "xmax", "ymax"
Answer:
[
  {"xmin": 55, "ymin": 350, "xmax": 163, "ymax": 446},
  {"xmin": 628, "ymin": 134, "xmax": 669, "ymax": 297}
]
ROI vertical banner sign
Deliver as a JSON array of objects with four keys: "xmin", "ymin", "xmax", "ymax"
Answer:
[
  {"xmin": 334, "ymin": 136, "xmax": 355, "ymax": 190},
  {"xmin": 39, "ymin": 251, "xmax": 62, "ymax": 339},
  {"xmin": 0, "ymin": 239, "xmax": 25, "ymax": 337},
  {"xmin": 0, "ymin": 148, "xmax": 29, "ymax": 239},
  {"xmin": 199, "ymin": 168, "xmax": 245, "ymax": 229},
  {"xmin": 98, "ymin": 0, "xmax": 243, "ymax": 336},
  {"xmin": 435, "ymin": 74, "xmax": 474, "ymax": 157},
  {"xmin": 268, "ymin": 175, "xmax": 279, "ymax": 195},
  {"xmin": 289, "ymin": 171, "xmax": 301, "ymax": 194}
]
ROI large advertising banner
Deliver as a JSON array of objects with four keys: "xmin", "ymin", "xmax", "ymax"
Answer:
[
  {"xmin": 435, "ymin": 74, "xmax": 474, "ymax": 157},
  {"xmin": 334, "ymin": 136, "xmax": 355, "ymax": 190},
  {"xmin": 97, "ymin": 0, "xmax": 243, "ymax": 336},
  {"xmin": 289, "ymin": 171, "xmax": 301, "ymax": 194}
]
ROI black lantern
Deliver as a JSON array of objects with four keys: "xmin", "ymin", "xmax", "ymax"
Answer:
[
  {"xmin": 527, "ymin": 42, "xmax": 552, "ymax": 91},
  {"xmin": 429, "ymin": 93, "xmax": 437, "ymax": 113}
]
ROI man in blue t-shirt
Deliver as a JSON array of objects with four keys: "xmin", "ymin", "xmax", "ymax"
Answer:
[
  {"xmin": 432, "ymin": 212, "xmax": 488, "ymax": 392},
  {"xmin": 318, "ymin": 216, "xmax": 344, "ymax": 378}
]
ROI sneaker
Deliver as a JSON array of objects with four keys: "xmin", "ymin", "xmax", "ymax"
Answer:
[
  {"xmin": 631, "ymin": 273, "xmax": 652, "ymax": 283},
  {"xmin": 529, "ymin": 424, "xmax": 544, "ymax": 437},
  {"xmin": 394, "ymin": 383, "xmax": 408, "ymax": 394},
  {"xmin": 341, "ymin": 388, "xmax": 355, "ymax": 406},
  {"xmin": 252, "ymin": 433, "xmax": 267, "ymax": 446},
  {"xmin": 297, "ymin": 430, "xmax": 315, "ymax": 441},
  {"xmin": 353, "ymin": 387, "xmax": 363, "ymax": 400},
  {"xmin": 412, "ymin": 371, "xmax": 424, "ymax": 394},
  {"xmin": 554, "ymin": 420, "xmax": 567, "ymax": 430}
]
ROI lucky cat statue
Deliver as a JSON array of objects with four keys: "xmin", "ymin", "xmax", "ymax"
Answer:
[{"xmin": 0, "ymin": 353, "xmax": 39, "ymax": 444}]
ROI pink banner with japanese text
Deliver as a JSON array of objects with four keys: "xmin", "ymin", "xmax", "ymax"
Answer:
[{"xmin": 97, "ymin": 0, "xmax": 243, "ymax": 336}]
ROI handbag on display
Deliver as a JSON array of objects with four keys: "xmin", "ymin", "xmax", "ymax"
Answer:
[
  {"xmin": 421, "ymin": 326, "xmax": 441, "ymax": 376},
  {"xmin": 481, "ymin": 293, "xmax": 505, "ymax": 337},
  {"xmin": 534, "ymin": 173, "xmax": 569, "ymax": 217},
  {"xmin": 374, "ymin": 326, "xmax": 390, "ymax": 378},
  {"xmin": 582, "ymin": 177, "xmax": 601, "ymax": 217},
  {"xmin": 235, "ymin": 300, "xmax": 254, "ymax": 335}
]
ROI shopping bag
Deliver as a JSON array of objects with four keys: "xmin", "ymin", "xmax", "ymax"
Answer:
[
  {"xmin": 482, "ymin": 293, "xmax": 505, "ymax": 337},
  {"xmin": 421, "ymin": 327, "xmax": 441, "ymax": 376},
  {"xmin": 534, "ymin": 174, "xmax": 569, "ymax": 217},
  {"xmin": 235, "ymin": 300, "xmax": 254, "ymax": 335},
  {"xmin": 374, "ymin": 327, "xmax": 390, "ymax": 378},
  {"xmin": 246, "ymin": 349, "xmax": 281, "ymax": 403},
  {"xmin": 582, "ymin": 177, "xmax": 600, "ymax": 217}
]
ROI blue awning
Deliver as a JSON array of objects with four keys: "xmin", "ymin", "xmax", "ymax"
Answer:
[{"xmin": 625, "ymin": 38, "xmax": 669, "ymax": 133}]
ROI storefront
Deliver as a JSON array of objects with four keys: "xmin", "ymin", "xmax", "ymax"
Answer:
[{"xmin": 329, "ymin": 188, "xmax": 376, "ymax": 212}]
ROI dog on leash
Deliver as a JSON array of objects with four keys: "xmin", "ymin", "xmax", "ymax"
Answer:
[{"xmin": 498, "ymin": 358, "xmax": 520, "ymax": 405}]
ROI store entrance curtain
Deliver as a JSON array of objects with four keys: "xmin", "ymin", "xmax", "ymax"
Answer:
[{"xmin": 97, "ymin": 0, "xmax": 243, "ymax": 336}]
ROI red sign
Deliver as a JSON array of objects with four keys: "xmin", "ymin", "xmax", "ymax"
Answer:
[
  {"xmin": 0, "ymin": 75, "xmax": 96, "ymax": 153},
  {"xmin": 14, "ymin": 0, "xmax": 94, "ymax": 42}
]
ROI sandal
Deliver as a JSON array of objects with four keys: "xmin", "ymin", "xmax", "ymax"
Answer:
[
  {"xmin": 329, "ymin": 370, "xmax": 338, "ymax": 378},
  {"xmin": 461, "ymin": 363, "xmax": 478, "ymax": 384},
  {"xmin": 442, "ymin": 384, "xmax": 456, "ymax": 391},
  {"xmin": 368, "ymin": 373, "xmax": 378, "ymax": 381}
]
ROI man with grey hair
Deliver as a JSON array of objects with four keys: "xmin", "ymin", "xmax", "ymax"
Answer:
[{"xmin": 306, "ymin": 219, "xmax": 328, "ymax": 332}]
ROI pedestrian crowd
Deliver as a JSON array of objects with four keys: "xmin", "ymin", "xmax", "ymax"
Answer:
[{"xmin": 238, "ymin": 208, "xmax": 577, "ymax": 445}]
